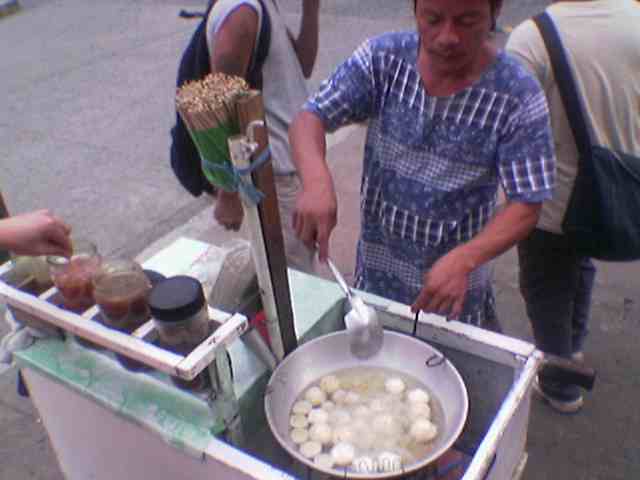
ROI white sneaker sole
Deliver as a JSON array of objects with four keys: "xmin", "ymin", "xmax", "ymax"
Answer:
[{"xmin": 533, "ymin": 377, "xmax": 584, "ymax": 414}]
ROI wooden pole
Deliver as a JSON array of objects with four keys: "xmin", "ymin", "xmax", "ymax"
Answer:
[{"xmin": 231, "ymin": 91, "xmax": 297, "ymax": 360}]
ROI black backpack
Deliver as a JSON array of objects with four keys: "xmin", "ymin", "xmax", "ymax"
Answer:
[{"xmin": 170, "ymin": 1, "xmax": 271, "ymax": 197}]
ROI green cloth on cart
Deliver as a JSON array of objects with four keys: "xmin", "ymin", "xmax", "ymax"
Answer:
[{"xmin": 15, "ymin": 337, "xmax": 224, "ymax": 458}]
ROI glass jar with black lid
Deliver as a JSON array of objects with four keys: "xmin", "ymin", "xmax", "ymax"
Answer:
[{"xmin": 149, "ymin": 276, "xmax": 211, "ymax": 391}]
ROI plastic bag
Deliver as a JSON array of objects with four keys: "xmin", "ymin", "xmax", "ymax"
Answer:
[{"xmin": 207, "ymin": 239, "xmax": 258, "ymax": 313}]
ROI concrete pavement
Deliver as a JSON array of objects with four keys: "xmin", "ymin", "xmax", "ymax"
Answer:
[{"xmin": 1, "ymin": 1, "xmax": 639, "ymax": 479}]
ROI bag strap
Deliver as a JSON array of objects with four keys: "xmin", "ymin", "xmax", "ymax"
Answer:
[
  {"xmin": 250, "ymin": 0, "xmax": 271, "ymax": 88},
  {"xmin": 533, "ymin": 12, "xmax": 594, "ymax": 160}
]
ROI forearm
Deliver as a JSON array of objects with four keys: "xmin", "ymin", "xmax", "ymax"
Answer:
[
  {"xmin": 0, "ymin": 221, "xmax": 14, "ymax": 251},
  {"xmin": 289, "ymin": 111, "xmax": 331, "ymax": 189},
  {"xmin": 289, "ymin": 110, "xmax": 336, "ymax": 259},
  {"xmin": 0, "ymin": 211, "xmax": 72, "ymax": 257},
  {"xmin": 291, "ymin": 0, "xmax": 320, "ymax": 77},
  {"xmin": 455, "ymin": 202, "xmax": 541, "ymax": 272}
]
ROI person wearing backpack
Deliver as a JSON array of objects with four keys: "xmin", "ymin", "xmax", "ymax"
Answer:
[
  {"xmin": 506, "ymin": 0, "xmax": 640, "ymax": 414},
  {"xmin": 172, "ymin": 0, "xmax": 320, "ymax": 273}
]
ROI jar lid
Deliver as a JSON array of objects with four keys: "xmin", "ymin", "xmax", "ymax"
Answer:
[
  {"xmin": 148, "ymin": 276, "xmax": 206, "ymax": 322},
  {"xmin": 143, "ymin": 269, "xmax": 166, "ymax": 288}
]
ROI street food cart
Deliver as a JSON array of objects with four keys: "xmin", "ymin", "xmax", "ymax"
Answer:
[
  {"xmin": 0, "ymin": 92, "xmax": 593, "ymax": 480},
  {"xmin": 1, "ymin": 234, "xmax": 580, "ymax": 480}
]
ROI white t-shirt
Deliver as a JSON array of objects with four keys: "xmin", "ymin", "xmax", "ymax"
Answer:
[
  {"xmin": 206, "ymin": 0, "xmax": 309, "ymax": 175},
  {"xmin": 506, "ymin": 0, "xmax": 640, "ymax": 233}
]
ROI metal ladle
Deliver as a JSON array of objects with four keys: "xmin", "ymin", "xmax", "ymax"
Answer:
[{"xmin": 325, "ymin": 257, "xmax": 384, "ymax": 359}]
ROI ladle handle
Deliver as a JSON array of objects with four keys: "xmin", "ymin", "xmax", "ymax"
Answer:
[{"xmin": 326, "ymin": 257, "xmax": 353, "ymax": 302}]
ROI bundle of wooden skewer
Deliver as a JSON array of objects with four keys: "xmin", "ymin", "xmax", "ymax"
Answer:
[{"xmin": 176, "ymin": 73, "xmax": 250, "ymax": 191}]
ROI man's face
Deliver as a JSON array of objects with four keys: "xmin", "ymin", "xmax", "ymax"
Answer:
[{"xmin": 416, "ymin": 0, "xmax": 493, "ymax": 74}]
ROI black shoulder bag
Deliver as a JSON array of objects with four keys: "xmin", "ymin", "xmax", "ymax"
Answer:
[{"xmin": 534, "ymin": 12, "xmax": 640, "ymax": 261}]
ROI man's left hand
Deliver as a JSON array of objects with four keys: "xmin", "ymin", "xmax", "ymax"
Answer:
[
  {"xmin": 214, "ymin": 190, "xmax": 244, "ymax": 231},
  {"xmin": 411, "ymin": 250, "xmax": 474, "ymax": 319}
]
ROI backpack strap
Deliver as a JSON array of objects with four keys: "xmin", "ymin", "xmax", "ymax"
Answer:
[
  {"xmin": 533, "ymin": 12, "xmax": 594, "ymax": 160},
  {"xmin": 247, "ymin": 0, "xmax": 271, "ymax": 90}
]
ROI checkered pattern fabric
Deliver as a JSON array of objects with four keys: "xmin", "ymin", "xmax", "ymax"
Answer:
[{"xmin": 305, "ymin": 32, "xmax": 555, "ymax": 324}]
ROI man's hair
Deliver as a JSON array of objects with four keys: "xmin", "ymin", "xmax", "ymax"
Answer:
[{"xmin": 413, "ymin": 0, "xmax": 503, "ymax": 31}]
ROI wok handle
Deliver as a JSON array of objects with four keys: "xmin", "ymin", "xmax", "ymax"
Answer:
[{"xmin": 541, "ymin": 354, "xmax": 596, "ymax": 391}]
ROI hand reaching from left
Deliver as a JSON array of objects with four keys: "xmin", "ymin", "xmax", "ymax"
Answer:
[{"xmin": 0, "ymin": 210, "xmax": 72, "ymax": 257}]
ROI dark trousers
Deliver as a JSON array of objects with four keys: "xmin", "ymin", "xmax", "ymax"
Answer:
[{"xmin": 517, "ymin": 228, "xmax": 596, "ymax": 359}]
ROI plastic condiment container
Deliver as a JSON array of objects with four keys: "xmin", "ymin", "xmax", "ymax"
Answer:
[
  {"xmin": 93, "ymin": 259, "xmax": 151, "ymax": 332},
  {"xmin": 149, "ymin": 276, "xmax": 211, "ymax": 391},
  {"xmin": 47, "ymin": 238, "xmax": 102, "ymax": 313},
  {"xmin": 92, "ymin": 259, "xmax": 155, "ymax": 371}
]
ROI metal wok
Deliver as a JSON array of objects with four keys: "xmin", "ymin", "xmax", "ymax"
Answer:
[{"xmin": 264, "ymin": 330, "xmax": 469, "ymax": 478}]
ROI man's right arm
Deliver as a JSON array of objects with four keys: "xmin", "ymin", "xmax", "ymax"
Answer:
[{"xmin": 289, "ymin": 111, "xmax": 336, "ymax": 261}]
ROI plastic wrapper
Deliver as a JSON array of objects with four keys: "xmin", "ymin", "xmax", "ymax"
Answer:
[{"xmin": 208, "ymin": 239, "xmax": 258, "ymax": 313}]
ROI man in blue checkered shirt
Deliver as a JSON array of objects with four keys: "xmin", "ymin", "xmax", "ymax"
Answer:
[{"xmin": 290, "ymin": 0, "xmax": 555, "ymax": 328}]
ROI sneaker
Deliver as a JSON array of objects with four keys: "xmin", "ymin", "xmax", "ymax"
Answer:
[{"xmin": 533, "ymin": 376, "xmax": 584, "ymax": 414}]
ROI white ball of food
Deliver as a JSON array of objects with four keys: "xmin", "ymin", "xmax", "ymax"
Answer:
[
  {"xmin": 353, "ymin": 405, "xmax": 371, "ymax": 418},
  {"xmin": 373, "ymin": 434, "xmax": 401, "ymax": 451},
  {"xmin": 410, "ymin": 419, "xmax": 438, "ymax": 443},
  {"xmin": 309, "ymin": 423, "xmax": 333, "ymax": 445},
  {"xmin": 331, "ymin": 442, "xmax": 356, "ymax": 467},
  {"xmin": 332, "ymin": 425, "xmax": 356, "ymax": 444},
  {"xmin": 332, "ymin": 389, "xmax": 348, "ymax": 404},
  {"xmin": 320, "ymin": 375, "xmax": 341, "ymax": 394},
  {"xmin": 407, "ymin": 388, "xmax": 430, "ymax": 405},
  {"xmin": 290, "ymin": 428, "xmax": 309, "ymax": 444},
  {"xmin": 308, "ymin": 408, "xmax": 329, "ymax": 424},
  {"xmin": 372, "ymin": 414, "xmax": 399, "ymax": 435},
  {"xmin": 314, "ymin": 453, "xmax": 335, "ymax": 469},
  {"xmin": 299, "ymin": 441, "xmax": 322, "ymax": 459},
  {"xmin": 292, "ymin": 400, "xmax": 313, "ymax": 415},
  {"xmin": 328, "ymin": 408, "xmax": 352, "ymax": 425},
  {"xmin": 377, "ymin": 451, "xmax": 402, "ymax": 473},
  {"xmin": 354, "ymin": 430, "xmax": 376, "ymax": 450},
  {"xmin": 351, "ymin": 418, "xmax": 368, "ymax": 432},
  {"xmin": 385, "ymin": 377, "xmax": 406, "ymax": 395},
  {"xmin": 369, "ymin": 396, "xmax": 392, "ymax": 413},
  {"xmin": 353, "ymin": 456, "xmax": 376, "ymax": 474},
  {"xmin": 344, "ymin": 391, "xmax": 361, "ymax": 405},
  {"xmin": 290, "ymin": 414, "xmax": 308, "ymax": 429},
  {"xmin": 321, "ymin": 401, "xmax": 336, "ymax": 411},
  {"xmin": 305, "ymin": 386, "xmax": 327, "ymax": 406},
  {"xmin": 409, "ymin": 401, "xmax": 432, "ymax": 419}
]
